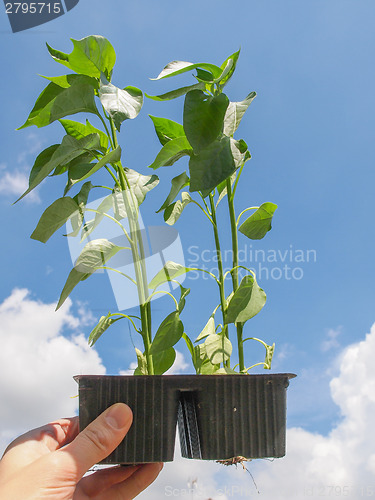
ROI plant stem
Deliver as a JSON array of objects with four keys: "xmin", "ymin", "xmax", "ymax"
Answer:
[
  {"xmin": 226, "ymin": 177, "xmax": 245, "ymax": 373},
  {"xmin": 110, "ymin": 118, "xmax": 154, "ymax": 374},
  {"xmin": 209, "ymin": 193, "xmax": 230, "ymax": 368}
]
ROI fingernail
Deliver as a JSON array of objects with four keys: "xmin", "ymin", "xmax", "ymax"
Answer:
[{"xmin": 105, "ymin": 403, "xmax": 131, "ymax": 430}]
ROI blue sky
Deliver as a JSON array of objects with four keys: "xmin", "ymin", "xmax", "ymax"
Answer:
[{"xmin": 1, "ymin": 1, "xmax": 375, "ymax": 498}]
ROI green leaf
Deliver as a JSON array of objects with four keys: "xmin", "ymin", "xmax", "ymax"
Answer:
[
  {"xmin": 157, "ymin": 172, "xmax": 190, "ymax": 213},
  {"xmin": 56, "ymin": 268, "xmax": 91, "ymax": 310},
  {"xmin": 74, "ymin": 238, "xmax": 124, "ymax": 273},
  {"xmin": 148, "ymin": 136, "xmax": 193, "ymax": 170},
  {"xmin": 88, "ymin": 313, "xmax": 123, "ymax": 347},
  {"xmin": 218, "ymin": 49, "xmax": 241, "ymax": 87},
  {"xmin": 164, "ymin": 192, "xmax": 192, "ymax": 225},
  {"xmin": 99, "ymin": 75, "xmax": 143, "ymax": 131},
  {"xmin": 69, "ymin": 146, "xmax": 122, "ymax": 184},
  {"xmin": 73, "ymin": 181, "xmax": 93, "ymax": 207},
  {"xmin": 125, "ymin": 169, "xmax": 159, "ymax": 206},
  {"xmin": 146, "ymin": 82, "xmax": 205, "ymax": 101},
  {"xmin": 152, "ymin": 60, "xmax": 222, "ymax": 80},
  {"xmin": 18, "ymin": 134, "xmax": 100, "ymax": 201},
  {"xmin": 68, "ymin": 182, "xmax": 93, "ymax": 237},
  {"xmin": 60, "ymin": 119, "xmax": 108, "ymax": 150},
  {"xmin": 150, "ymin": 311, "xmax": 184, "ymax": 354},
  {"xmin": 178, "ymin": 285, "xmax": 190, "ymax": 313},
  {"xmin": 193, "ymin": 343, "xmax": 219, "ymax": 374},
  {"xmin": 183, "ymin": 90, "xmax": 229, "ymax": 152},
  {"xmin": 31, "ymin": 197, "xmax": 79, "ymax": 243},
  {"xmin": 182, "ymin": 332, "xmax": 195, "ymax": 357},
  {"xmin": 189, "ymin": 136, "xmax": 236, "ymax": 193},
  {"xmin": 204, "ymin": 334, "xmax": 232, "ymax": 364},
  {"xmin": 195, "ymin": 317, "xmax": 215, "ymax": 343},
  {"xmin": 226, "ymin": 275, "xmax": 267, "ymax": 324},
  {"xmin": 149, "ymin": 115, "xmax": 185, "ymax": 146},
  {"xmin": 223, "ymin": 92, "xmax": 257, "ymax": 136},
  {"xmin": 153, "ymin": 347, "xmax": 176, "ymax": 375},
  {"xmin": 18, "ymin": 77, "xmax": 99, "ymax": 129},
  {"xmin": 47, "ymin": 35, "xmax": 116, "ymax": 79},
  {"xmin": 134, "ymin": 348, "xmax": 148, "ymax": 375},
  {"xmin": 149, "ymin": 261, "xmax": 193, "ymax": 290},
  {"xmin": 41, "ymin": 73, "xmax": 99, "ymax": 90},
  {"xmin": 239, "ymin": 202, "xmax": 278, "ymax": 240}
]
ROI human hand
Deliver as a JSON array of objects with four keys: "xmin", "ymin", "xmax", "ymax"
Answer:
[{"xmin": 0, "ymin": 403, "xmax": 163, "ymax": 499}]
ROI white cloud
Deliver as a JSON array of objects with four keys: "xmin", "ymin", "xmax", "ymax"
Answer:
[
  {"xmin": 0, "ymin": 170, "xmax": 40, "ymax": 203},
  {"xmin": 321, "ymin": 326, "xmax": 342, "ymax": 352},
  {"xmin": 140, "ymin": 323, "xmax": 375, "ymax": 499},
  {"xmin": 0, "ymin": 288, "xmax": 105, "ymax": 455}
]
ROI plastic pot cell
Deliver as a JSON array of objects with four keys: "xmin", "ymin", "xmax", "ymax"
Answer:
[{"xmin": 74, "ymin": 373, "xmax": 296, "ymax": 464}]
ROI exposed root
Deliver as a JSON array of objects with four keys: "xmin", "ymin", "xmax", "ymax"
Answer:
[
  {"xmin": 216, "ymin": 456, "xmax": 259, "ymax": 494},
  {"xmin": 216, "ymin": 456, "xmax": 252, "ymax": 469}
]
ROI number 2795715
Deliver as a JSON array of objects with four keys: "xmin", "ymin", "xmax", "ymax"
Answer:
[{"xmin": 5, "ymin": 3, "xmax": 62, "ymax": 14}]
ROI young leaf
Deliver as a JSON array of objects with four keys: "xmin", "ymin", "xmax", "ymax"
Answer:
[
  {"xmin": 149, "ymin": 261, "xmax": 194, "ymax": 290},
  {"xmin": 88, "ymin": 313, "xmax": 123, "ymax": 347},
  {"xmin": 225, "ymin": 274, "xmax": 266, "ymax": 324},
  {"xmin": 195, "ymin": 317, "xmax": 215, "ymax": 343},
  {"xmin": 31, "ymin": 197, "xmax": 80, "ymax": 243},
  {"xmin": 149, "ymin": 311, "xmax": 184, "ymax": 354},
  {"xmin": 74, "ymin": 238, "xmax": 124, "ymax": 273},
  {"xmin": 193, "ymin": 343, "xmax": 220, "ymax": 374},
  {"xmin": 218, "ymin": 49, "xmax": 241, "ymax": 87},
  {"xmin": 80, "ymin": 194, "xmax": 113, "ymax": 241},
  {"xmin": 183, "ymin": 90, "xmax": 229, "ymax": 152},
  {"xmin": 146, "ymin": 82, "xmax": 205, "ymax": 101},
  {"xmin": 148, "ymin": 136, "xmax": 193, "ymax": 170},
  {"xmin": 99, "ymin": 76, "xmax": 143, "ymax": 131},
  {"xmin": 178, "ymin": 285, "xmax": 190, "ymax": 313},
  {"xmin": 149, "ymin": 116, "xmax": 185, "ymax": 146},
  {"xmin": 189, "ymin": 136, "xmax": 236, "ymax": 193},
  {"xmin": 125, "ymin": 169, "xmax": 159, "ymax": 206},
  {"xmin": 213, "ymin": 366, "xmax": 238, "ymax": 375},
  {"xmin": 239, "ymin": 202, "xmax": 278, "ymax": 240},
  {"xmin": 264, "ymin": 343, "xmax": 275, "ymax": 369},
  {"xmin": 223, "ymin": 92, "xmax": 257, "ymax": 136},
  {"xmin": 60, "ymin": 119, "xmax": 109, "ymax": 150},
  {"xmin": 204, "ymin": 334, "xmax": 232, "ymax": 364},
  {"xmin": 164, "ymin": 192, "xmax": 192, "ymax": 225},
  {"xmin": 157, "ymin": 171, "xmax": 190, "ymax": 213},
  {"xmin": 47, "ymin": 35, "xmax": 116, "ymax": 79},
  {"xmin": 134, "ymin": 348, "xmax": 148, "ymax": 375},
  {"xmin": 18, "ymin": 77, "xmax": 99, "ymax": 129},
  {"xmin": 153, "ymin": 347, "xmax": 176, "ymax": 374},
  {"xmin": 68, "ymin": 181, "xmax": 93, "ymax": 237},
  {"xmin": 152, "ymin": 60, "xmax": 222, "ymax": 80}
]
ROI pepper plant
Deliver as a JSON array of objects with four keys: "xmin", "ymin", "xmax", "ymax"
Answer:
[
  {"xmin": 17, "ymin": 35, "xmax": 189, "ymax": 375},
  {"xmin": 147, "ymin": 52, "xmax": 277, "ymax": 374}
]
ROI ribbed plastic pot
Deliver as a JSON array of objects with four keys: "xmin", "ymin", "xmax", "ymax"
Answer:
[{"xmin": 74, "ymin": 373, "xmax": 295, "ymax": 464}]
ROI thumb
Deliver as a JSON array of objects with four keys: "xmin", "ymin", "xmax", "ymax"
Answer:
[{"xmin": 59, "ymin": 403, "xmax": 133, "ymax": 480}]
